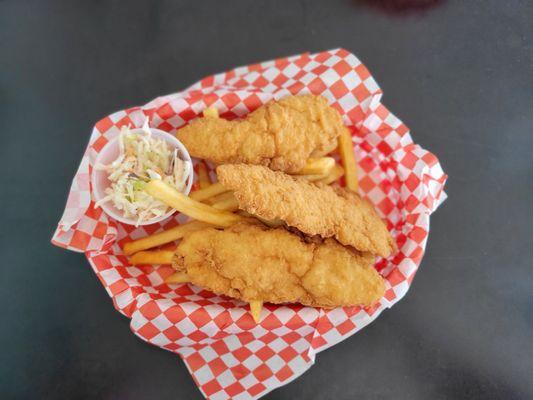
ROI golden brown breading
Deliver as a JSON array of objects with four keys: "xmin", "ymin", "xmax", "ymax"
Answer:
[
  {"xmin": 173, "ymin": 223, "xmax": 384, "ymax": 307},
  {"xmin": 217, "ymin": 164, "xmax": 396, "ymax": 258},
  {"xmin": 176, "ymin": 95, "xmax": 345, "ymax": 173}
]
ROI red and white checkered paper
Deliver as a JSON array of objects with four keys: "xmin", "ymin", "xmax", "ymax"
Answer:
[{"xmin": 52, "ymin": 49, "xmax": 447, "ymax": 399}]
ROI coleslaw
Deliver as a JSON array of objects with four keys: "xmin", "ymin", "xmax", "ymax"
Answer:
[{"xmin": 95, "ymin": 121, "xmax": 192, "ymax": 226}]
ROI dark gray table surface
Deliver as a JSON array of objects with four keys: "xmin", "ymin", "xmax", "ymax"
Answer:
[{"xmin": 2, "ymin": 1, "xmax": 532, "ymax": 399}]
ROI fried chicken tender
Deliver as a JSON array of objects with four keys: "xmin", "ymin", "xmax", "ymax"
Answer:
[
  {"xmin": 173, "ymin": 223, "xmax": 384, "ymax": 307},
  {"xmin": 217, "ymin": 164, "xmax": 397, "ymax": 258},
  {"xmin": 176, "ymin": 95, "xmax": 344, "ymax": 173}
]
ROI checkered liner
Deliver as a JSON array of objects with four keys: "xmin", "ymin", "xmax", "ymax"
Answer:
[{"xmin": 52, "ymin": 49, "xmax": 447, "ymax": 400}]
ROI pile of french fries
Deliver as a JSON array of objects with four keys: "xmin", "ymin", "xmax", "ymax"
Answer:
[{"xmin": 124, "ymin": 107, "xmax": 359, "ymax": 322}]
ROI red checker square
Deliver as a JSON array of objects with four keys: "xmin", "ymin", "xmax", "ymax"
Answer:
[
  {"xmin": 384, "ymin": 288, "xmax": 397, "ymax": 302},
  {"xmin": 333, "ymin": 60, "xmax": 352, "ymax": 77},
  {"xmin": 375, "ymin": 104, "xmax": 389, "ymax": 120},
  {"xmin": 189, "ymin": 308, "xmax": 211, "ymax": 328},
  {"xmin": 287, "ymin": 81, "xmax": 305, "ymax": 94},
  {"xmin": 115, "ymin": 116, "xmax": 132, "ymax": 129},
  {"xmin": 237, "ymin": 332, "xmax": 255, "ymax": 346},
  {"xmin": 70, "ymin": 230, "xmax": 91, "ymax": 250},
  {"xmin": 335, "ymin": 48, "xmax": 350, "ymax": 57},
  {"xmin": 208, "ymin": 358, "xmax": 228, "ymax": 376},
  {"xmin": 139, "ymin": 301, "xmax": 162, "ymax": 320},
  {"xmin": 279, "ymin": 347, "xmax": 298, "ymax": 363},
  {"xmin": 387, "ymin": 268, "xmax": 406, "ymax": 286},
  {"xmin": 286, "ymin": 314, "xmax": 306, "ymax": 330},
  {"xmin": 409, "ymin": 246, "xmax": 424, "ymax": 263},
  {"xmin": 353, "ymin": 83, "xmax": 372, "ymax": 102},
  {"xmin": 255, "ymin": 346, "xmax": 275, "ymax": 361},
  {"xmin": 163, "ymin": 305, "xmax": 187, "ymax": 324},
  {"xmin": 162, "ymin": 325, "xmax": 182, "ymax": 341},
  {"xmin": 188, "ymin": 331, "xmax": 208, "ymax": 342},
  {"xmin": 91, "ymin": 255, "xmax": 112, "ymax": 272},
  {"xmin": 213, "ymin": 311, "xmax": 231, "ymax": 330},
  {"xmin": 314, "ymin": 52, "xmax": 331, "ymax": 63},
  {"xmin": 274, "ymin": 58, "xmax": 290, "ymax": 69},
  {"xmin": 178, "ymin": 108, "xmax": 197, "ymax": 121},
  {"xmin": 258, "ymin": 331, "xmax": 277, "ymax": 344},
  {"xmin": 233, "ymin": 347, "xmax": 253, "ymax": 362},
  {"xmin": 401, "ymin": 152, "xmax": 419, "ymax": 169},
  {"xmin": 409, "ymin": 226, "xmax": 427, "ymax": 244},
  {"xmin": 248, "ymin": 62, "xmax": 263, "ymax": 71},
  {"xmin": 282, "ymin": 332, "xmax": 301, "ymax": 345},
  {"xmin": 137, "ymin": 322, "xmax": 159, "ymax": 340},
  {"xmin": 157, "ymin": 121, "xmax": 173, "ymax": 132},
  {"xmin": 248, "ymin": 383, "xmax": 267, "ymax": 397},
  {"xmin": 230, "ymin": 364, "xmax": 250, "ymax": 379},
  {"xmin": 272, "ymin": 73, "xmax": 289, "ymax": 87},
  {"xmin": 311, "ymin": 336, "xmax": 327, "ymax": 349},
  {"xmin": 211, "ymin": 340, "xmax": 230, "ymax": 356},
  {"xmin": 91, "ymin": 135, "xmax": 109, "ymax": 152},
  {"xmin": 422, "ymin": 152, "xmax": 438, "ymax": 167},
  {"xmin": 359, "ymin": 156, "xmax": 377, "ymax": 174},
  {"xmin": 233, "ymin": 78, "xmax": 248, "ymax": 88},
  {"xmin": 378, "ymin": 197, "xmax": 395, "ymax": 216},
  {"xmin": 163, "ymin": 342, "xmax": 180, "ymax": 352},
  {"xmin": 243, "ymin": 94, "xmax": 262, "ymax": 111},
  {"xmin": 294, "ymin": 54, "xmax": 310, "ymax": 67},
  {"xmin": 253, "ymin": 364, "xmax": 273, "ymax": 380},
  {"xmin": 377, "ymin": 141, "xmax": 393, "ymax": 156},
  {"xmin": 405, "ymin": 173, "xmax": 421, "ymax": 191},
  {"xmin": 308, "ymin": 77, "xmax": 327, "ymax": 94},
  {"xmin": 316, "ymin": 318, "xmax": 334, "ymax": 335},
  {"xmin": 221, "ymin": 92, "xmax": 240, "ymax": 108},
  {"xmin": 203, "ymin": 92, "xmax": 218, "ymax": 106},
  {"xmin": 224, "ymin": 382, "xmax": 246, "ymax": 398},
  {"xmin": 405, "ymin": 194, "xmax": 419, "ymax": 213},
  {"xmin": 253, "ymin": 75, "xmax": 269, "ymax": 88},
  {"xmin": 397, "ymin": 123, "xmax": 409, "ymax": 136},
  {"xmin": 355, "ymin": 63, "xmax": 371, "ymax": 81},
  {"xmin": 185, "ymin": 353, "xmax": 207, "ymax": 372},
  {"xmin": 336, "ymin": 319, "xmax": 356, "ymax": 335},
  {"xmin": 275, "ymin": 365, "xmax": 293, "ymax": 382},
  {"xmin": 108, "ymin": 279, "xmax": 129, "ymax": 296},
  {"xmin": 85, "ymin": 204, "xmax": 103, "ymax": 220},
  {"xmin": 95, "ymin": 116, "xmax": 113, "ymax": 133},
  {"xmin": 330, "ymin": 79, "xmax": 349, "ymax": 98},
  {"xmin": 261, "ymin": 314, "xmax": 283, "ymax": 329},
  {"xmin": 347, "ymin": 106, "xmax": 364, "ymax": 124},
  {"xmin": 202, "ymin": 379, "xmax": 223, "ymax": 397},
  {"xmin": 200, "ymin": 76, "xmax": 214, "ymax": 88},
  {"xmin": 156, "ymin": 103, "xmax": 175, "ymax": 120},
  {"xmin": 92, "ymin": 221, "xmax": 107, "ymax": 239},
  {"xmin": 312, "ymin": 65, "xmax": 328, "ymax": 75}
]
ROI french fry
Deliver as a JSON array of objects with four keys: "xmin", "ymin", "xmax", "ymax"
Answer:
[
  {"xmin": 249, "ymin": 300, "xmax": 263, "ymax": 323},
  {"xmin": 338, "ymin": 129, "xmax": 358, "ymax": 192},
  {"xmin": 197, "ymin": 163, "xmax": 212, "ymax": 189},
  {"xmin": 189, "ymin": 182, "xmax": 229, "ymax": 202},
  {"xmin": 203, "ymin": 107, "xmax": 219, "ymax": 118},
  {"xmin": 165, "ymin": 271, "xmax": 190, "ymax": 284},
  {"xmin": 317, "ymin": 164, "xmax": 345, "ymax": 185},
  {"xmin": 295, "ymin": 157, "xmax": 335, "ymax": 176},
  {"xmin": 130, "ymin": 250, "xmax": 174, "ymax": 265},
  {"xmin": 122, "ymin": 195, "xmax": 239, "ymax": 256},
  {"xmin": 123, "ymin": 221, "xmax": 208, "ymax": 256},
  {"xmin": 145, "ymin": 180, "xmax": 245, "ymax": 227},
  {"xmin": 207, "ymin": 190, "xmax": 236, "ymax": 205},
  {"xmin": 212, "ymin": 194, "xmax": 240, "ymax": 212}
]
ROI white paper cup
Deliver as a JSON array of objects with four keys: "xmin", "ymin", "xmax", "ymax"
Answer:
[{"xmin": 91, "ymin": 128, "xmax": 193, "ymax": 226}]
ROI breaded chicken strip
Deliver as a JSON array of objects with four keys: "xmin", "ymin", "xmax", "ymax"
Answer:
[
  {"xmin": 176, "ymin": 95, "xmax": 344, "ymax": 173},
  {"xmin": 217, "ymin": 164, "xmax": 396, "ymax": 258},
  {"xmin": 173, "ymin": 223, "xmax": 384, "ymax": 307}
]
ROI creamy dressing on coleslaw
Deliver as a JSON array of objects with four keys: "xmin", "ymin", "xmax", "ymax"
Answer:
[{"xmin": 95, "ymin": 121, "xmax": 191, "ymax": 226}]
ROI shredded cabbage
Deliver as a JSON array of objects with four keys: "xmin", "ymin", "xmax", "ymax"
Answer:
[{"xmin": 95, "ymin": 122, "xmax": 191, "ymax": 226}]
